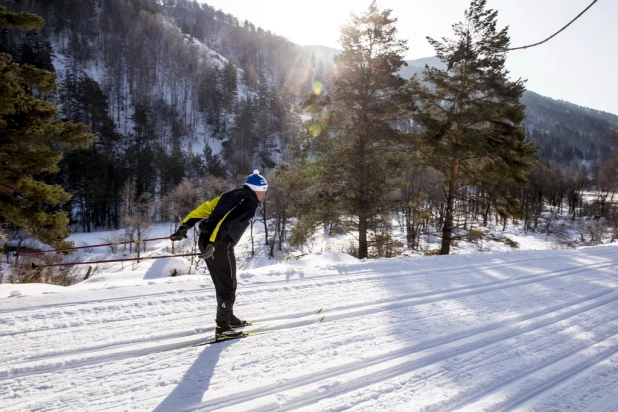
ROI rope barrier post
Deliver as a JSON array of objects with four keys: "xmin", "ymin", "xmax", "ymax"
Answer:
[{"xmin": 84, "ymin": 266, "xmax": 93, "ymax": 280}]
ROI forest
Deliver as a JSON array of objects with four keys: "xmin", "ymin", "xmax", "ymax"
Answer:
[{"xmin": 1, "ymin": 0, "xmax": 617, "ymax": 278}]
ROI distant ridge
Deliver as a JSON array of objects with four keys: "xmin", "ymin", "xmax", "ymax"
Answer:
[{"xmin": 303, "ymin": 48, "xmax": 618, "ymax": 164}]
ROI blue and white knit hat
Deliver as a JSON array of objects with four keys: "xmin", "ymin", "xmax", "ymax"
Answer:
[{"xmin": 245, "ymin": 170, "xmax": 268, "ymax": 192}]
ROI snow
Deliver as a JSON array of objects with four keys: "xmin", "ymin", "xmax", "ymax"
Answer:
[
  {"xmin": 144, "ymin": 258, "xmax": 192, "ymax": 279},
  {"xmin": 0, "ymin": 283, "xmax": 65, "ymax": 298},
  {"xmin": 1, "ymin": 224, "xmax": 618, "ymax": 411},
  {"xmin": 161, "ymin": 16, "xmax": 228, "ymax": 70}
]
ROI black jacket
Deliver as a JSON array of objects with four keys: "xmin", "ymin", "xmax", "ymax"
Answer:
[{"xmin": 186, "ymin": 185, "xmax": 260, "ymax": 246}]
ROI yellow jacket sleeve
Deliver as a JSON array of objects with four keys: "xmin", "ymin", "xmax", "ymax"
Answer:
[{"xmin": 182, "ymin": 196, "xmax": 221, "ymax": 224}]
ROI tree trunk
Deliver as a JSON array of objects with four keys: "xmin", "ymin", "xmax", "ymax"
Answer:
[
  {"xmin": 440, "ymin": 157, "xmax": 460, "ymax": 255},
  {"xmin": 279, "ymin": 209, "xmax": 286, "ymax": 251},
  {"xmin": 405, "ymin": 206, "xmax": 414, "ymax": 249},
  {"xmin": 358, "ymin": 211, "xmax": 368, "ymax": 259},
  {"xmin": 262, "ymin": 201, "xmax": 268, "ymax": 245}
]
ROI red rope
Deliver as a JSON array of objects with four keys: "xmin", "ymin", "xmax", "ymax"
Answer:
[
  {"xmin": 31, "ymin": 252, "xmax": 201, "ymax": 269},
  {"xmin": 17, "ymin": 237, "xmax": 172, "ymax": 256}
]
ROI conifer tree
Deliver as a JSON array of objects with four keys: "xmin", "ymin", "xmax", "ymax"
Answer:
[
  {"xmin": 300, "ymin": 1, "xmax": 412, "ymax": 259},
  {"xmin": 19, "ymin": 29, "xmax": 54, "ymax": 71},
  {"xmin": 203, "ymin": 145, "xmax": 226, "ymax": 178},
  {"xmin": 0, "ymin": 6, "xmax": 43, "ymax": 31},
  {"xmin": 128, "ymin": 104, "xmax": 157, "ymax": 195},
  {"xmin": 197, "ymin": 65, "xmax": 223, "ymax": 135},
  {"xmin": 255, "ymin": 77, "xmax": 278, "ymax": 169},
  {"xmin": 59, "ymin": 73, "xmax": 120, "ymax": 231},
  {"xmin": 0, "ymin": 7, "xmax": 93, "ymax": 245},
  {"xmin": 225, "ymin": 96, "xmax": 256, "ymax": 175},
  {"xmin": 222, "ymin": 60, "xmax": 238, "ymax": 110},
  {"xmin": 409, "ymin": 0, "xmax": 537, "ymax": 254}
]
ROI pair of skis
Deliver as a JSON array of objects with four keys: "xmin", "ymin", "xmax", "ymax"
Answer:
[
  {"xmin": 170, "ymin": 308, "xmax": 325, "ymax": 350},
  {"xmin": 191, "ymin": 329, "xmax": 269, "ymax": 347}
]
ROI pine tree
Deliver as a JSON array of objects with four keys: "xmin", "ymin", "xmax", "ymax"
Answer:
[
  {"xmin": 0, "ymin": 6, "xmax": 44, "ymax": 31},
  {"xmin": 299, "ymin": 1, "xmax": 412, "ymax": 259},
  {"xmin": 58, "ymin": 72, "xmax": 120, "ymax": 231},
  {"xmin": 77, "ymin": 75, "xmax": 116, "ymax": 139},
  {"xmin": 18, "ymin": 29, "xmax": 54, "ymax": 71},
  {"xmin": 409, "ymin": 0, "xmax": 537, "ymax": 254},
  {"xmin": 184, "ymin": 144, "xmax": 204, "ymax": 182},
  {"xmin": 203, "ymin": 145, "xmax": 226, "ymax": 178},
  {"xmin": 225, "ymin": 96, "xmax": 256, "ymax": 175},
  {"xmin": 222, "ymin": 60, "xmax": 238, "ymax": 111},
  {"xmin": 197, "ymin": 65, "xmax": 223, "ymax": 135},
  {"xmin": 0, "ymin": 7, "xmax": 93, "ymax": 245},
  {"xmin": 128, "ymin": 104, "xmax": 157, "ymax": 195},
  {"xmin": 255, "ymin": 77, "xmax": 278, "ymax": 169},
  {"xmin": 167, "ymin": 139, "xmax": 186, "ymax": 188}
]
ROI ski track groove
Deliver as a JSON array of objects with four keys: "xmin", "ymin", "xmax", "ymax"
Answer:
[
  {"xmin": 0, "ymin": 253, "xmax": 601, "ymax": 342},
  {"xmin": 0, "ymin": 252, "xmax": 562, "ymax": 316},
  {"xmin": 176, "ymin": 290, "xmax": 618, "ymax": 411},
  {"xmin": 1, "ymin": 260, "xmax": 610, "ymax": 379},
  {"xmin": 2, "ymin": 248, "xmax": 617, "ymax": 411},
  {"xmin": 495, "ymin": 337, "xmax": 618, "ymax": 412},
  {"xmin": 291, "ymin": 310, "xmax": 618, "ymax": 412},
  {"xmin": 428, "ymin": 316, "xmax": 618, "ymax": 411}
]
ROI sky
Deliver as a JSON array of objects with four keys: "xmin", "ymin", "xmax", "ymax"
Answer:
[{"xmin": 201, "ymin": 0, "xmax": 618, "ymax": 116}]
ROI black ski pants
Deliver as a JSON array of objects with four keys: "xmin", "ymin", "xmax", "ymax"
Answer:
[{"xmin": 200, "ymin": 236, "xmax": 237, "ymax": 326}]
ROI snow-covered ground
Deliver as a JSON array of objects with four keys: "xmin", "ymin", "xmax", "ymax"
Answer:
[{"xmin": 1, "ymin": 222, "xmax": 618, "ymax": 411}]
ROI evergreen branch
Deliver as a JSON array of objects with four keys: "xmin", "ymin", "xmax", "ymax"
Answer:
[{"xmin": 0, "ymin": 183, "xmax": 15, "ymax": 193}]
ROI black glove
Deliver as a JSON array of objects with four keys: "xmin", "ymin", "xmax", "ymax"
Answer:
[
  {"xmin": 170, "ymin": 224, "xmax": 189, "ymax": 241},
  {"xmin": 199, "ymin": 243, "xmax": 215, "ymax": 260}
]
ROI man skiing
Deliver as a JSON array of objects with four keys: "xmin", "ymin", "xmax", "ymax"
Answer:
[{"xmin": 170, "ymin": 170, "xmax": 268, "ymax": 340}]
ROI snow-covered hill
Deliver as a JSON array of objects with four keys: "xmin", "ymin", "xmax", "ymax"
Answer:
[{"xmin": 1, "ymin": 227, "xmax": 618, "ymax": 411}]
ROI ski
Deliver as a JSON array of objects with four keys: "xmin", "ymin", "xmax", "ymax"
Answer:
[
  {"xmin": 317, "ymin": 308, "xmax": 326, "ymax": 323},
  {"xmin": 192, "ymin": 331, "xmax": 272, "ymax": 347},
  {"xmin": 193, "ymin": 322, "xmax": 253, "ymax": 334},
  {"xmin": 171, "ymin": 308, "xmax": 324, "ymax": 352},
  {"xmin": 164, "ymin": 330, "xmax": 272, "ymax": 352}
]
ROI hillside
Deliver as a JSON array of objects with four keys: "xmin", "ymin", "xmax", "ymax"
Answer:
[
  {"xmin": 1, "ymin": 224, "xmax": 618, "ymax": 411},
  {"xmin": 403, "ymin": 57, "xmax": 618, "ymax": 165},
  {"xmin": 324, "ymin": 51, "xmax": 618, "ymax": 166},
  {"xmin": 5, "ymin": 0, "xmax": 614, "ymax": 174},
  {"xmin": 0, "ymin": 0, "xmax": 316, "ymax": 231},
  {"xmin": 522, "ymin": 91, "xmax": 618, "ymax": 163},
  {"xmin": 2, "ymin": 0, "xmax": 616, "ymax": 243}
]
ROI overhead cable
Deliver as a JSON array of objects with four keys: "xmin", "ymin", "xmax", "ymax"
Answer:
[{"xmin": 505, "ymin": 0, "xmax": 597, "ymax": 51}]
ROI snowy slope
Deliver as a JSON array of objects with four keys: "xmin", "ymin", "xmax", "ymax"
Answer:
[{"xmin": 1, "ymin": 239, "xmax": 618, "ymax": 411}]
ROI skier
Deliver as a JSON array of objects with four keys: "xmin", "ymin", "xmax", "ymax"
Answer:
[{"xmin": 170, "ymin": 170, "xmax": 268, "ymax": 340}]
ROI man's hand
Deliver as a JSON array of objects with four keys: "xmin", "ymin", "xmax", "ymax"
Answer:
[
  {"xmin": 170, "ymin": 225, "xmax": 189, "ymax": 241},
  {"xmin": 199, "ymin": 243, "xmax": 215, "ymax": 260}
]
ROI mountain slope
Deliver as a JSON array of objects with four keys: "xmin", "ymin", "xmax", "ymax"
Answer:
[
  {"xmin": 522, "ymin": 91, "xmax": 618, "ymax": 163},
  {"xmin": 1, "ymin": 229, "xmax": 618, "ymax": 410},
  {"xmin": 0, "ymin": 0, "xmax": 312, "ymax": 231},
  {"xmin": 316, "ymin": 51, "xmax": 618, "ymax": 165},
  {"xmin": 403, "ymin": 57, "xmax": 618, "ymax": 165}
]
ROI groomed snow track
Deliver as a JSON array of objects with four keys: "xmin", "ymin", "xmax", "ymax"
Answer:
[{"xmin": 1, "ymin": 246, "xmax": 618, "ymax": 411}]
